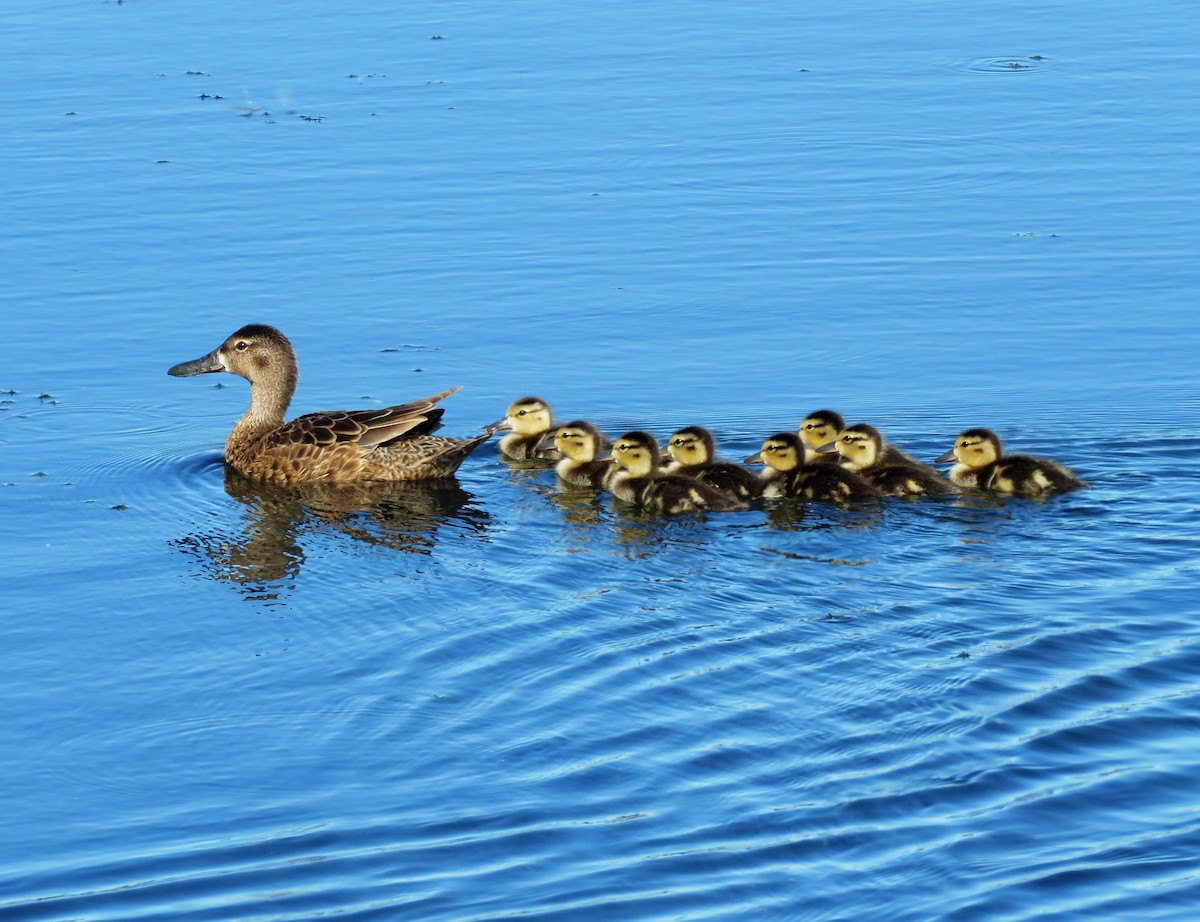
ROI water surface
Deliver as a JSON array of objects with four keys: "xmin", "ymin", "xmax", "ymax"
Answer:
[{"xmin": 3, "ymin": 1, "xmax": 1199, "ymax": 919}]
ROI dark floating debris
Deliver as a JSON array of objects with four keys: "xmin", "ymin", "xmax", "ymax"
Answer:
[
  {"xmin": 184, "ymin": 71, "xmax": 210, "ymax": 76},
  {"xmin": 963, "ymin": 55, "xmax": 1049, "ymax": 75},
  {"xmin": 430, "ymin": 35, "xmax": 446, "ymax": 40}
]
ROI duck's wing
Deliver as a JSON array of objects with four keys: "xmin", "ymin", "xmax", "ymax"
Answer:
[{"xmin": 264, "ymin": 387, "xmax": 462, "ymax": 451}]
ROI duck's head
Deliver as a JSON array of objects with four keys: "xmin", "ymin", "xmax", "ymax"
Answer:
[
  {"xmin": 937, "ymin": 428, "xmax": 1002, "ymax": 468},
  {"xmin": 504, "ymin": 396, "xmax": 553, "ymax": 435},
  {"xmin": 798, "ymin": 410, "xmax": 845, "ymax": 451},
  {"xmin": 553, "ymin": 420, "xmax": 606, "ymax": 462},
  {"xmin": 746, "ymin": 432, "xmax": 805, "ymax": 472},
  {"xmin": 665, "ymin": 425, "xmax": 716, "ymax": 466},
  {"xmin": 612, "ymin": 430, "xmax": 661, "ymax": 477},
  {"xmin": 821, "ymin": 423, "xmax": 884, "ymax": 470},
  {"xmin": 168, "ymin": 324, "xmax": 296, "ymax": 391}
]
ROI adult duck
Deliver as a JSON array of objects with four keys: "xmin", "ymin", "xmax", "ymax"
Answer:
[{"xmin": 168, "ymin": 324, "xmax": 493, "ymax": 484}]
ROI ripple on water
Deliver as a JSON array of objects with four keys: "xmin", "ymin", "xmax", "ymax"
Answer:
[{"xmin": 952, "ymin": 54, "xmax": 1056, "ymax": 75}]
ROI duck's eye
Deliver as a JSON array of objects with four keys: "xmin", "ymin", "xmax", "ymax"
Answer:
[
  {"xmin": 517, "ymin": 409, "xmax": 527, "ymax": 416},
  {"xmin": 235, "ymin": 340, "xmax": 249, "ymax": 351}
]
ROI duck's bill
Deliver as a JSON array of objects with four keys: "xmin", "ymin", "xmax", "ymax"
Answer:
[
  {"xmin": 484, "ymin": 417, "xmax": 514, "ymax": 433},
  {"xmin": 935, "ymin": 449, "xmax": 957, "ymax": 463},
  {"xmin": 168, "ymin": 351, "xmax": 223, "ymax": 377},
  {"xmin": 815, "ymin": 441, "xmax": 837, "ymax": 454},
  {"xmin": 743, "ymin": 452, "xmax": 764, "ymax": 465}
]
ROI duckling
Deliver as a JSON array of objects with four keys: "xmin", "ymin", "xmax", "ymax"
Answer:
[
  {"xmin": 820, "ymin": 423, "xmax": 957, "ymax": 497},
  {"xmin": 168, "ymin": 324, "xmax": 492, "ymax": 485},
  {"xmin": 797, "ymin": 409, "xmax": 846, "ymax": 464},
  {"xmin": 610, "ymin": 431, "xmax": 748, "ymax": 514},
  {"xmin": 746, "ymin": 432, "xmax": 879, "ymax": 502},
  {"xmin": 498, "ymin": 396, "xmax": 561, "ymax": 461},
  {"xmin": 552, "ymin": 420, "xmax": 617, "ymax": 490},
  {"xmin": 937, "ymin": 428, "xmax": 1089, "ymax": 496},
  {"xmin": 664, "ymin": 425, "xmax": 763, "ymax": 501}
]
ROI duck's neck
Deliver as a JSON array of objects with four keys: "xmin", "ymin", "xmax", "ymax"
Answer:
[{"xmin": 227, "ymin": 367, "xmax": 296, "ymax": 451}]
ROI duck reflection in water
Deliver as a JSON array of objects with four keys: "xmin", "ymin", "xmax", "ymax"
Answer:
[{"xmin": 172, "ymin": 468, "xmax": 490, "ymax": 591}]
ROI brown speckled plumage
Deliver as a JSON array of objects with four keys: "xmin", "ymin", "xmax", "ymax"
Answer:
[
  {"xmin": 747, "ymin": 432, "xmax": 880, "ymax": 502},
  {"xmin": 610, "ymin": 430, "xmax": 748, "ymax": 514},
  {"xmin": 169, "ymin": 324, "xmax": 492, "ymax": 485},
  {"xmin": 821, "ymin": 423, "xmax": 958, "ymax": 498},
  {"xmin": 664, "ymin": 425, "xmax": 763, "ymax": 501},
  {"xmin": 937, "ymin": 428, "xmax": 1088, "ymax": 496}
]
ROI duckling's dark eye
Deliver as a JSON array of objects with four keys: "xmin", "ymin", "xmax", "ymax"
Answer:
[
  {"xmin": 517, "ymin": 409, "xmax": 527, "ymax": 416},
  {"xmin": 235, "ymin": 341, "xmax": 249, "ymax": 351}
]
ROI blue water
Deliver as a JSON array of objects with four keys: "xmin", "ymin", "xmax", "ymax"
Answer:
[{"xmin": 3, "ymin": 1, "xmax": 1199, "ymax": 919}]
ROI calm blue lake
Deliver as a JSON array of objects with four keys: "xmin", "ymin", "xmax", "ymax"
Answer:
[{"xmin": 3, "ymin": 1, "xmax": 1199, "ymax": 919}]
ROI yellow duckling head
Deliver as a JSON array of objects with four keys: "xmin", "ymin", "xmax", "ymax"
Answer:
[
  {"xmin": 822, "ymin": 423, "xmax": 884, "ymax": 471},
  {"xmin": 798, "ymin": 410, "xmax": 845, "ymax": 452},
  {"xmin": 665, "ymin": 426, "xmax": 715, "ymax": 467},
  {"xmin": 937, "ymin": 428, "xmax": 1002, "ymax": 469},
  {"xmin": 612, "ymin": 430, "xmax": 661, "ymax": 477},
  {"xmin": 504, "ymin": 396, "xmax": 554, "ymax": 435},
  {"xmin": 553, "ymin": 420, "xmax": 606, "ymax": 462},
  {"xmin": 746, "ymin": 432, "xmax": 804, "ymax": 472}
]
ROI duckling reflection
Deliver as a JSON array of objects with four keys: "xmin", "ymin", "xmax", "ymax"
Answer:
[
  {"xmin": 937, "ymin": 427, "xmax": 1089, "ymax": 496},
  {"xmin": 171, "ymin": 468, "xmax": 488, "ymax": 590}
]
